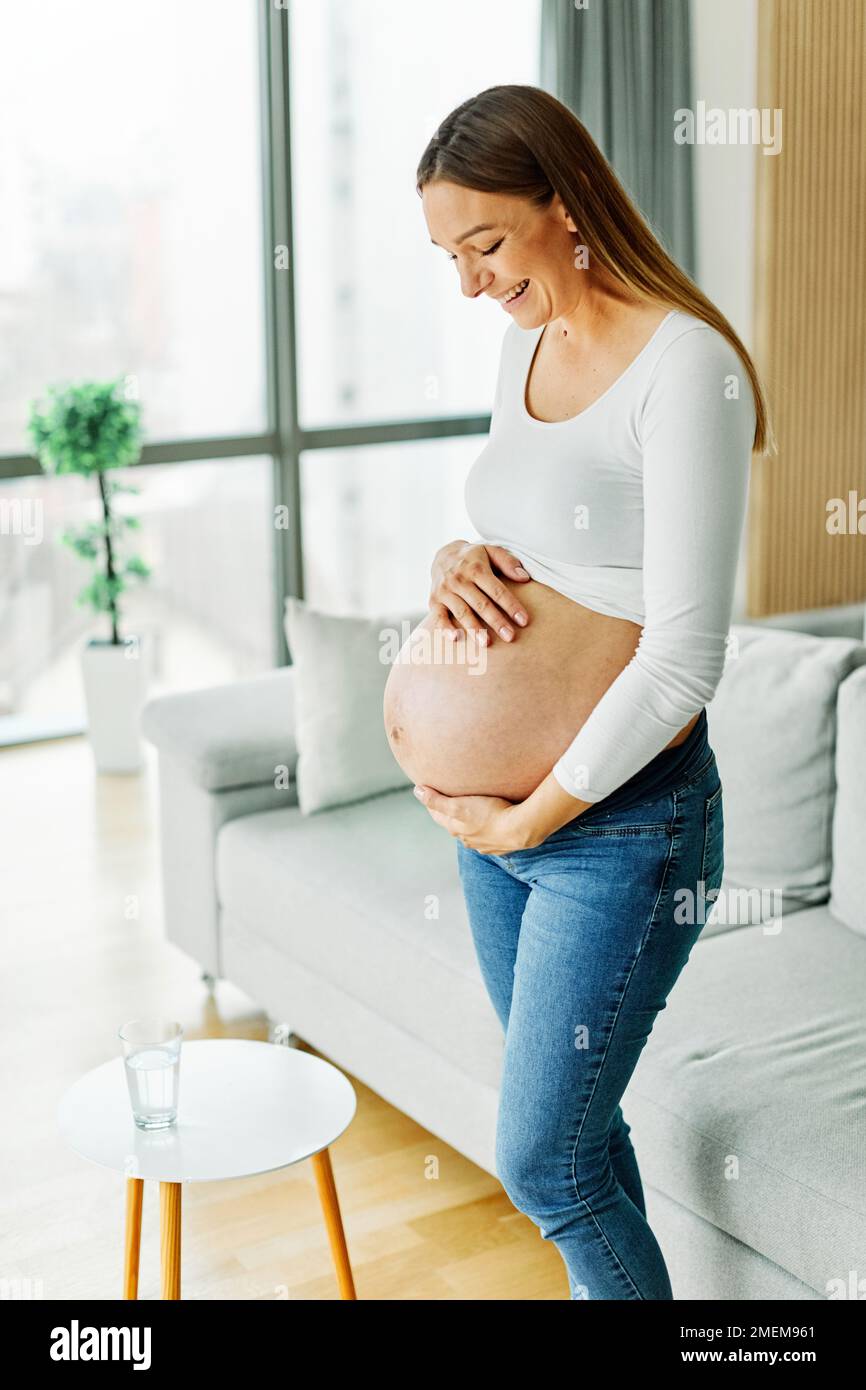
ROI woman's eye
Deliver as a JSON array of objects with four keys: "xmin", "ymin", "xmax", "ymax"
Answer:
[{"xmin": 446, "ymin": 237, "xmax": 504, "ymax": 264}]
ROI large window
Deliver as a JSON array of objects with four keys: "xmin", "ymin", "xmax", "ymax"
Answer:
[
  {"xmin": 0, "ymin": 0, "xmax": 266, "ymax": 448},
  {"xmin": 290, "ymin": 0, "xmax": 541, "ymax": 426},
  {"xmin": 0, "ymin": 0, "xmax": 270, "ymax": 737}
]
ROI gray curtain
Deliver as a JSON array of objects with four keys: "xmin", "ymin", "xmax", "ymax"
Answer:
[{"xmin": 540, "ymin": 0, "xmax": 695, "ymax": 276}]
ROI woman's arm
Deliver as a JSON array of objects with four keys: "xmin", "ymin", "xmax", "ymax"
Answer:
[
  {"xmin": 548, "ymin": 324, "xmax": 756, "ymax": 807},
  {"xmin": 509, "ymin": 770, "xmax": 596, "ymax": 845}
]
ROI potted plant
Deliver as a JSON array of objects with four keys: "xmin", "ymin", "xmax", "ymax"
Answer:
[{"xmin": 27, "ymin": 378, "xmax": 151, "ymax": 772}]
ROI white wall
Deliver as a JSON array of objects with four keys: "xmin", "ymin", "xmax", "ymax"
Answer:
[
  {"xmin": 690, "ymin": 0, "xmax": 758, "ymax": 343},
  {"xmin": 689, "ymin": 0, "xmax": 758, "ymax": 620}
]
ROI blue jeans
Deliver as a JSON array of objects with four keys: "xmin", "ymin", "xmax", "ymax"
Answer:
[{"xmin": 456, "ymin": 709, "xmax": 723, "ymax": 1300}]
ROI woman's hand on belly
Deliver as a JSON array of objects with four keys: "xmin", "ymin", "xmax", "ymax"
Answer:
[
  {"xmin": 413, "ymin": 769, "xmax": 595, "ymax": 854},
  {"xmin": 429, "ymin": 539, "xmax": 532, "ymax": 644}
]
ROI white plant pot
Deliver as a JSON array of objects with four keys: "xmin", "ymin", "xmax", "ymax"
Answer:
[{"xmin": 80, "ymin": 636, "xmax": 149, "ymax": 773}]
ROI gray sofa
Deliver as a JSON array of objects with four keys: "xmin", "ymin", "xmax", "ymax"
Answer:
[{"xmin": 142, "ymin": 604, "xmax": 866, "ymax": 1301}]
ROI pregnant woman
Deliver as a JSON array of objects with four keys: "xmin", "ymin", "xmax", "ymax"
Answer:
[{"xmin": 383, "ymin": 85, "xmax": 771, "ymax": 1300}]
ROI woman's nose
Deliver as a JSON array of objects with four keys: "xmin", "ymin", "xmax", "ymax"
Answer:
[{"xmin": 459, "ymin": 267, "xmax": 493, "ymax": 299}]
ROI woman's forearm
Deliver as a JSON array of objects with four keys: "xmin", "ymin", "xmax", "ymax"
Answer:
[{"xmin": 511, "ymin": 768, "xmax": 594, "ymax": 848}]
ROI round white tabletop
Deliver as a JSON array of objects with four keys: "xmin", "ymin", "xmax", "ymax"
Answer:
[{"xmin": 57, "ymin": 1039, "xmax": 357, "ymax": 1183}]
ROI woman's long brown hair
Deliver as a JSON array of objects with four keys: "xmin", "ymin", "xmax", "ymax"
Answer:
[{"xmin": 417, "ymin": 84, "xmax": 773, "ymax": 455}]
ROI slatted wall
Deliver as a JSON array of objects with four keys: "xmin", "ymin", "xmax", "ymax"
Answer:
[{"xmin": 748, "ymin": 0, "xmax": 866, "ymax": 615}]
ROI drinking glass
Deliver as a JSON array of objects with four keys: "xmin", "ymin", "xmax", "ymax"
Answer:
[{"xmin": 119, "ymin": 1019, "xmax": 183, "ymax": 1130}]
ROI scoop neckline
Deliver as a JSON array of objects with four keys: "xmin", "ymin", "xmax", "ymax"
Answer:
[{"xmin": 521, "ymin": 309, "xmax": 678, "ymax": 427}]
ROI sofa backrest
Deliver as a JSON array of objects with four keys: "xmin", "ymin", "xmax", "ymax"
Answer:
[
  {"xmin": 744, "ymin": 601, "xmax": 866, "ymax": 643},
  {"xmin": 703, "ymin": 624, "xmax": 866, "ymax": 933},
  {"xmin": 829, "ymin": 664, "xmax": 866, "ymax": 939}
]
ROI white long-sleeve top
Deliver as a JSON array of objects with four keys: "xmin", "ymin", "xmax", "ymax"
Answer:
[{"xmin": 464, "ymin": 309, "xmax": 756, "ymax": 803}]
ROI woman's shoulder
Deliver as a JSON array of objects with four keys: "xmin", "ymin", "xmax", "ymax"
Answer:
[
  {"xmin": 638, "ymin": 308, "xmax": 757, "ymax": 443},
  {"xmin": 648, "ymin": 309, "xmax": 748, "ymax": 377}
]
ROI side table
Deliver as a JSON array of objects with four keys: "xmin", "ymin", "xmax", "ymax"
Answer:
[{"xmin": 57, "ymin": 1038, "xmax": 358, "ymax": 1299}]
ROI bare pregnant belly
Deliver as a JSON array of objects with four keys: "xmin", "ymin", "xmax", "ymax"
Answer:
[{"xmin": 383, "ymin": 580, "xmax": 655, "ymax": 802}]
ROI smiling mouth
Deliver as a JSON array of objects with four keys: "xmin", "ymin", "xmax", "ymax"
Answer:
[{"xmin": 497, "ymin": 278, "xmax": 530, "ymax": 306}]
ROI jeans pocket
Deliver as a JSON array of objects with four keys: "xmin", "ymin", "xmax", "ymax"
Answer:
[
  {"xmin": 556, "ymin": 787, "xmax": 675, "ymax": 838},
  {"xmin": 701, "ymin": 782, "xmax": 724, "ymax": 891}
]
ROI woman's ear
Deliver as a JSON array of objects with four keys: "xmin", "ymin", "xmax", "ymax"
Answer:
[{"xmin": 552, "ymin": 192, "xmax": 579, "ymax": 235}]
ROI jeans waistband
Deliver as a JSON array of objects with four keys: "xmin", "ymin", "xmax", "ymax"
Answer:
[{"xmin": 587, "ymin": 708, "xmax": 712, "ymax": 818}]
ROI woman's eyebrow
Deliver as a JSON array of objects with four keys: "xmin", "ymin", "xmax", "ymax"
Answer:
[{"xmin": 430, "ymin": 222, "xmax": 498, "ymax": 248}]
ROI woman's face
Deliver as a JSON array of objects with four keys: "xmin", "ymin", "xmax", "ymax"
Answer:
[{"xmin": 422, "ymin": 179, "xmax": 584, "ymax": 326}]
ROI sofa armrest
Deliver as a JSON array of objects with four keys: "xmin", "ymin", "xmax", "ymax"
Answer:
[
  {"xmin": 142, "ymin": 667, "xmax": 298, "ymax": 790},
  {"xmin": 142, "ymin": 667, "xmax": 299, "ymax": 979},
  {"xmin": 830, "ymin": 664, "xmax": 866, "ymax": 937}
]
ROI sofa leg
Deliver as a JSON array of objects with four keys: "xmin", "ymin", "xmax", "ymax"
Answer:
[{"xmin": 270, "ymin": 1021, "xmax": 303, "ymax": 1048}]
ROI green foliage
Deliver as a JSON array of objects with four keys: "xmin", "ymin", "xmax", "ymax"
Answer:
[
  {"xmin": 27, "ymin": 378, "xmax": 150, "ymax": 644},
  {"xmin": 27, "ymin": 378, "xmax": 142, "ymax": 477},
  {"xmin": 77, "ymin": 572, "xmax": 125, "ymax": 616},
  {"xmin": 123, "ymin": 554, "xmax": 150, "ymax": 578}
]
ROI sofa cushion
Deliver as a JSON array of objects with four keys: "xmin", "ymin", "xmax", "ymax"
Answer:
[
  {"xmin": 829, "ymin": 665, "xmax": 866, "ymax": 938},
  {"xmin": 704, "ymin": 625, "xmax": 866, "ymax": 927},
  {"xmin": 627, "ymin": 904, "xmax": 866, "ymax": 1295},
  {"xmin": 284, "ymin": 597, "xmax": 426, "ymax": 814},
  {"xmin": 215, "ymin": 786, "xmax": 505, "ymax": 1089}
]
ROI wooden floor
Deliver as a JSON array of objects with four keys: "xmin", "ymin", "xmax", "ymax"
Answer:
[{"xmin": 0, "ymin": 734, "xmax": 567, "ymax": 1300}]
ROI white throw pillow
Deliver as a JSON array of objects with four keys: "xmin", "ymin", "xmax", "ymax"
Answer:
[
  {"xmin": 704, "ymin": 623, "xmax": 866, "ymax": 930},
  {"xmin": 284, "ymin": 597, "xmax": 427, "ymax": 814}
]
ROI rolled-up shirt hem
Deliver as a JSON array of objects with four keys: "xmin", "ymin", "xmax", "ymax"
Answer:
[{"xmin": 552, "ymin": 760, "xmax": 606, "ymax": 803}]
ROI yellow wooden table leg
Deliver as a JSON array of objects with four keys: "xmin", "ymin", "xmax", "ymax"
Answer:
[
  {"xmin": 159, "ymin": 1181, "xmax": 182, "ymax": 1300},
  {"xmin": 123, "ymin": 1177, "xmax": 144, "ymax": 1299},
  {"xmin": 311, "ymin": 1147, "xmax": 356, "ymax": 1300}
]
